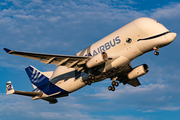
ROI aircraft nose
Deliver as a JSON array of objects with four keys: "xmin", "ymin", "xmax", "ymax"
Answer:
[
  {"xmin": 166, "ymin": 32, "xmax": 177, "ymax": 44},
  {"xmin": 171, "ymin": 32, "xmax": 177, "ymax": 40},
  {"xmin": 169, "ymin": 32, "xmax": 177, "ymax": 43}
]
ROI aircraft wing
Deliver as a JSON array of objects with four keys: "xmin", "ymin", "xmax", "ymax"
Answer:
[
  {"xmin": 127, "ymin": 78, "xmax": 141, "ymax": 87},
  {"xmin": 9, "ymin": 90, "xmax": 43, "ymax": 97},
  {"xmin": 4, "ymin": 48, "xmax": 89, "ymax": 72}
]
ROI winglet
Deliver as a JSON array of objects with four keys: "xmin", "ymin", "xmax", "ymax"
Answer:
[
  {"xmin": 3, "ymin": 48, "xmax": 12, "ymax": 53},
  {"xmin": 6, "ymin": 81, "xmax": 15, "ymax": 95}
]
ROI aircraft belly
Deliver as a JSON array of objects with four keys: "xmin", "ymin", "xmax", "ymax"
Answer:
[
  {"xmin": 55, "ymin": 76, "xmax": 85, "ymax": 93},
  {"xmin": 123, "ymin": 44, "xmax": 143, "ymax": 60}
]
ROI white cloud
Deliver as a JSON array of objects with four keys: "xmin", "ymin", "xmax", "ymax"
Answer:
[
  {"xmin": 47, "ymin": 16, "xmax": 61, "ymax": 22},
  {"xmin": 14, "ymin": 14, "xmax": 37, "ymax": 20},
  {"xmin": 151, "ymin": 3, "xmax": 180, "ymax": 19},
  {"xmin": 142, "ymin": 110, "xmax": 156, "ymax": 113},
  {"xmin": 32, "ymin": 0, "xmax": 42, "ymax": 3},
  {"xmin": 0, "ymin": 93, "xmax": 147, "ymax": 120},
  {"xmin": 1, "ymin": 2, "xmax": 8, "ymax": 6}
]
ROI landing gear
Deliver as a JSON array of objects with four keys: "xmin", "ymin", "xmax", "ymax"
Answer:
[
  {"xmin": 112, "ymin": 81, "xmax": 115, "ymax": 86},
  {"xmin": 108, "ymin": 76, "xmax": 120, "ymax": 91},
  {"xmin": 84, "ymin": 80, "xmax": 88, "ymax": 85},
  {"xmin": 154, "ymin": 51, "xmax": 159, "ymax": 56},
  {"xmin": 108, "ymin": 86, "xmax": 115, "ymax": 91},
  {"xmin": 88, "ymin": 75, "xmax": 95, "ymax": 80},
  {"xmin": 111, "ymin": 81, "xmax": 119, "ymax": 86},
  {"xmin": 153, "ymin": 47, "xmax": 159, "ymax": 56},
  {"xmin": 84, "ymin": 80, "xmax": 92, "ymax": 85},
  {"xmin": 115, "ymin": 82, "xmax": 119, "ymax": 86},
  {"xmin": 87, "ymin": 81, "xmax": 92, "ymax": 85},
  {"xmin": 108, "ymin": 86, "xmax": 112, "ymax": 90},
  {"xmin": 108, "ymin": 81, "xmax": 119, "ymax": 91},
  {"xmin": 85, "ymin": 74, "xmax": 95, "ymax": 85}
]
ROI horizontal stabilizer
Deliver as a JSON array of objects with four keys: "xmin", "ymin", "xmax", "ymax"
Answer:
[
  {"xmin": 6, "ymin": 81, "xmax": 43, "ymax": 97},
  {"xmin": 42, "ymin": 97, "xmax": 58, "ymax": 104},
  {"xmin": 13, "ymin": 90, "xmax": 43, "ymax": 97}
]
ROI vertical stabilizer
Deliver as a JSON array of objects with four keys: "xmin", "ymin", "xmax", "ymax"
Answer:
[
  {"xmin": 6, "ymin": 81, "xmax": 15, "ymax": 95},
  {"xmin": 25, "ymin": 65, "xmax": 68, "ymax": 96},
  {"xmin": 25, "ymin": 66, "xmax": 49, "ymax": 90}
]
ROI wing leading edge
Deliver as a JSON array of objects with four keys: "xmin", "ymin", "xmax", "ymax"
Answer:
[{"xmin": 4, "ymin": 48, "xmax": 89, "ymax": 72}]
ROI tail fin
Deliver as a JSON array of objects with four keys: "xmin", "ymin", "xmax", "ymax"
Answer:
[
  {"xmin": 25, "ymin": 66, "xmax": 49, "ymax": 90},
  {"xmin": 25, "ymin": 65, "xmax": 68, "ymax": 96},
  {"xmin": 6, "ymin": 81, "xmax": 15, "ymax": 95}
]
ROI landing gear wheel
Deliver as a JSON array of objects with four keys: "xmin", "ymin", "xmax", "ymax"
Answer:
[
  {"xmin": 87, "ymin": 81, "xmax": 92, "ymax": 85},
  {"xmin": 108, "ymin": 86, "xmax": 112, "ymax": 91},
  {"xmin": 115, "ymin": 82, "xmax": 119, "ymax": 87},
  {"xmin": 84, "ymin": 80, "xmax": 88, "ymax": 85},
  {"xmin": 88, "ymin": 75, "xmax": 92, "ymax": 80},
  {"xmin": 112, "ymin": 81, "xmax": 116, "ymax": 86},
  {"xmin": 88, "ymin": 75, "xmax": 95, "ymax": 80},
  {"xmin": 154, "ymin": 51, "xmax": 159, "ymax": 56},
  {"xmin": 91, "ymin": 76, "xmax": 95, "ymax": 80},
  {"xmin": 111, "ymin": 86, "xmax": 115, "ymax": 91}
]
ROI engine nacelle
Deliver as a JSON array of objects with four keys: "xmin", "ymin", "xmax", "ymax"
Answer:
[
  {"xmin": 86, "ymin": 52, "xmax": 108, "ymax": 68},
  {"xmin": 127, "ymin": 64, "xmax": 149, "ymax": 80}
]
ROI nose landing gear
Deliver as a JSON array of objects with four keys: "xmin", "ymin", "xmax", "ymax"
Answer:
[
  {"xmin": 154, "ymin": 51, "xmax": 159, "ymax": 56},
  {"xmin": 153, "ymin": 47, "xmax": 159, "ymax": 56}
]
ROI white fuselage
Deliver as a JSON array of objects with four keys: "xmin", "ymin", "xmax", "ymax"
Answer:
[{"xmin": 46, "ymin": 17, "xmax": 176, "ymax": 96}]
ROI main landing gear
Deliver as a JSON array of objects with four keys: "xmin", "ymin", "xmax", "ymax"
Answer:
[
  {"xmin": 84, "ymin": 74, "xmax": 95, "ymax": 85},
  {"xmin": 153, "ymin": 47, "xmax": 159, "ymax": 56},
  {"xmin": 108, "ymin": 77, "xmax": 119, "ymax": 91}
]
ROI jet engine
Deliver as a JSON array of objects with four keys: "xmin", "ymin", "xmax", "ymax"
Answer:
[
  {"xmin": 86, "ymin": 52, "xmax": 108, "ymax": 68},
  {"xmin": 127, "ymin": 64, "xmax": 149, "ymax": 80}
]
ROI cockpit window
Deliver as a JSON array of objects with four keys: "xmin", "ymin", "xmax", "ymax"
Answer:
[{"xmin": 126, "ymin": 38, "xmax": 132, "ymax": 43}]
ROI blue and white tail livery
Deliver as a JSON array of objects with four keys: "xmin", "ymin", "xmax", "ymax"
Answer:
[
  {"xmin": 25, "ymin": 65, "xmax": 50, "ymax": 90},
  {"xmin": 4, "ymin": 17, "xmax": 177, "ymax": 104},
  {"xmin": 25, "ymin": 66, "xmax": 69, "ymax": 96}
]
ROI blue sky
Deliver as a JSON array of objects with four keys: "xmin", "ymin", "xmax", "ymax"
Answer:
[{"xmin": 0, "ymin": 0, "xmax": 180, "ymax": 120}]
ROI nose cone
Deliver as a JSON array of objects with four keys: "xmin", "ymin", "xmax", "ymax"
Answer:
[
  {"xmin": 171, "ymin": 32, "xmax": 177, "ymax": 40},
  {"xmin": 168, "ymin": 32, "xmax": 177, "ymax": 43}
]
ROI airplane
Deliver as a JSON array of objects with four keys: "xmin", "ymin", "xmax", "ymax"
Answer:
[{"xmin": 4, "ymin": 17, "xmax": 177, "ymax": 104}]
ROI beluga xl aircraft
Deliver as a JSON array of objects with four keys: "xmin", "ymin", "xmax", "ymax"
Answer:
[{"xmin": 4, "ymin": 17, "xmax": 177, "ymax": 104}]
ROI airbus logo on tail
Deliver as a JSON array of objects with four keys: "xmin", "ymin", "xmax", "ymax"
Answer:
[{"xmin": 7, "ymin": 84, "xmax": 12, "ymax": 91}]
